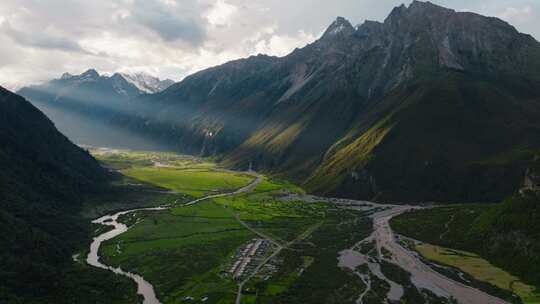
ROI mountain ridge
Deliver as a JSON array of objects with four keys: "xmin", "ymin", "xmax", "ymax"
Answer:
[{"xmin": 19, "ymin": 1, "xmax": 540, "ymax": 203}]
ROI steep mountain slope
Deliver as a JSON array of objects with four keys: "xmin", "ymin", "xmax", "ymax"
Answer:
[
  {"xmin": 468, "ymin": 159, "xmax": 540, "ymax": 286},
  {"xmin": 470, "ymin": 191, "xmax": 540, "ymax": 288},
  {"xmin": 0, "ymin": 86, "xmax": 116, "ymax": 302},
  {"xmin": 391, "ymin": 158, "xmax": 540, "ymax": 290},
  {"xmin": 115, "ymin": 1, "xmax": 540, "ymax": 203},
  {"xmin": 20, "ymin": 1, "xmax": 540, "ymax": 203}
]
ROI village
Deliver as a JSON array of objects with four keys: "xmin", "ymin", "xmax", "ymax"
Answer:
[{"xmin": 225, "ymin": 238, "xmax": 278, "ymax": 281}]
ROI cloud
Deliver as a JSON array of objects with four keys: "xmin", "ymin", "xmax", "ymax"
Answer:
[
  {"xmin": 206, "ymin": 0, "xmax": 238, "ymax": 27},
  {"xmin": 1, "ymin": 21, "xmax": 91, "ymax": 54},
  {"xmin": 253, "ymin": 30, "xmax": 317, "ymax": 57},
  {"xmin": 128, "ymin": 0, "xmax": 206, "ymax": 45},
  {"xmin": 497, "ymin": 6, "xmax": 532, "ymax": 21}
]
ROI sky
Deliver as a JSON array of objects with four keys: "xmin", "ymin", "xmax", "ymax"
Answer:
[{"xmin": 0, "ymin": 0, "xmax": 539, "ymax": 90}]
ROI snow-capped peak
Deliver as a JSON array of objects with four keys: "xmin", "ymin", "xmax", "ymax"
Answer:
[{"xmin": 118, "ymin": 72, "xmax": 174, "ymax": 94}]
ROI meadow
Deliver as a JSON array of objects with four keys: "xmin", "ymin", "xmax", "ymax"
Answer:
[
  {"xmin": 94, "ymin": 149, "xmax": 371, "ymax": 303},
  {"xmin": 391, "ymin": 205, "xmax": 540, "ymax": 304},
  {"xmin": 123, "ymin": 167, "xmax": 254, "ymax": 197},
  {"xmin": 416, "ymin": 244, "xmax": 540, "ymax": 304}
]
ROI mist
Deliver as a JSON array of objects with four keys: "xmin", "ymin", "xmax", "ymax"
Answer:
[{"xmin": 31, "ymin": 99, "xmax": 171, "ymax": 151}]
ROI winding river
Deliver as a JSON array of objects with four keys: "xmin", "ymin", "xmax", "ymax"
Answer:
[
  {"xmin": 85, "ymin": 172, "xmax": 262, "ymax": 304},
  {"xmin": 87, "ymin": 207, "xmax": 166, "ymax": 304},
  {"xmin": 86, "ymin": 173, "xmax": 506, "ymax": 304}
]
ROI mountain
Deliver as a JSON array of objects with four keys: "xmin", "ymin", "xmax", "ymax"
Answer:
[
  {"xmin": 119, "ymin": 72, "xmax": 175, "ymax": 94},
  {"xmin": 0, "ymin": 86, "xmax": 113, "ymax": 302},
  {"xmin": 21, "ymin": 1, "xmax": 540, "ymax": 203},
  {"xmin": 18, "ymin": 69, "xmax": 174, "ymax": 113},
  {"xmin": 106, "ymin": 1, "xmax": 540, "ymax": 203},
  {"xmin": 17, "ymin": 70, "xmax": 174, "ymax": 150}
]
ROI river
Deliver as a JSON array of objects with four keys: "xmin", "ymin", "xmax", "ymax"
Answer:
[{"xmin": 85, "ymin": 172, "xmax": 262, "ymax": 304}]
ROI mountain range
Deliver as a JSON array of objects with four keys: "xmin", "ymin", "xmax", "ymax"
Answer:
[
  {"xmin": 18, "ymin": 69, "xmax": 173, "ymax": 120},
  {"xmin": 19, "ymin": 1, "xmax": 540, "ymax": 203},
  {"xmin": 17, "ymin": 70, "xmax": 174, "ymax": 150}
]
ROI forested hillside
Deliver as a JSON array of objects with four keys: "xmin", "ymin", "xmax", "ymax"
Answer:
[{"xmin": 0, "ymin": 86, "xmax": 136, "ymax": 303}]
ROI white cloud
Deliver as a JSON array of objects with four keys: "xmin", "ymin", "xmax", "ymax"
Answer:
[
  {"xmin": 253, "ymin": 30, "xmax": 316, "ymax": 57},
  {"xmin": 206, "ymin": 0, "xmax": 238, "ymax": 27},
  {"xmin": 497, "ymin": 6, "xmax": 532, "ymax": 21}
]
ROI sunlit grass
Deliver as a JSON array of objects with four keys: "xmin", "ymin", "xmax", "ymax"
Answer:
[
  {"xmin": 417, "ymin": 244, "xmax": 540, "ymax": 303},
  {"xmin": 122, "ymin": 167, "xmax": 254, "ymax": 197}
]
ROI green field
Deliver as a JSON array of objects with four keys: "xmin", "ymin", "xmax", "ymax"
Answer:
[
  {"xmin": 123, "ymin": 167, "xmax": 254, "ymax": 197},
  {"xmin": 417, "ymin": 244, "xmax": 540, "ymax": 304},
  {"xmin": 95, "ymin": 150, "xmax": 371, "ymax": 303},
  {"xmin": 91, "ymin": 148, "xmax": 216, "ymax": 170},
  {"xmin": 391, "ymin": 204, "xmax": 540, "ymax": 304},
  {"xmin": 93, "ymin": 148, "xmax": 254, "ymax": 198}
]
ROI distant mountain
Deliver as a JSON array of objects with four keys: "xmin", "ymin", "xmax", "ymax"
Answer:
[
  {"xmin": 19, "ymin": 69, "xmax": 174, "ymax": 108},
  {"xmin": 17, "ymin": 69, "xmax": 174, "ymax": 150},
  {"xmin": 23, "ymin": 1, "xmax": 540, "ymax": 203},
  {"xmin": 0, "ymin": 86, "xmax": 110, "ymax": 302},
  {"xmin": 119, "ymin": 72, "xmax": 175, "ymax": 94}
]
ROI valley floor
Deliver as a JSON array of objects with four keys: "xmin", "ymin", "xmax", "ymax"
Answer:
[
  {"xmin": 76, "ymin": 148, "xmax": 534, "ymax": 304},
  {"xmin": 391, "ymin": 205, "xmax": 540, "ymax": 304}
]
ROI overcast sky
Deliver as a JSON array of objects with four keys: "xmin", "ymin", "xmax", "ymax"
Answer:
[{"xmin": 0, "ymin": 0, "xmax": 538, "ymax": 90}]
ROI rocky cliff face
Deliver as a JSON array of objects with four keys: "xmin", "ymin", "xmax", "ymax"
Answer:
[{"xmin": 522, "ymin": 157, "xmax": 540, "ymax": 194}]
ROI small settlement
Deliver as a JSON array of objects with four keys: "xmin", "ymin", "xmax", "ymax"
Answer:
[{"xmin": 227, "ymin": 238, "xmax": 276, "ymax": 280}]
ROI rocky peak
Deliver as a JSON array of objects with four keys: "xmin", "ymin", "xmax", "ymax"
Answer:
[
  {"xmin": 80, "ymin": 69, "xmax": 100, "ymax": 79},
  {"xmin": 118, "ymin": 72, "xmax": 174, "ymax": 93},
  {"xmin": 60, "ymin": 72, "xmax": 74, "ymax": 80},
  {"xmin": 408, "ymin": 0, "xmax": 454, "ymax": 14},
  {"xmin": 384, "ymin": 1, "xmax": 454, "ymax": 28},
  {"xmin": 321, "ymin": 16, "xmax": 354, "ymax": 39}
]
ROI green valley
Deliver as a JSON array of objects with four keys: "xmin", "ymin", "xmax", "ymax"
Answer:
[
  {"xmin": 4, "ymin": 1, "xmax": 540, "ymax": 303},
  {"xmin": 88, "ymin": 149, "xmax": 371, "ymax": 304}
]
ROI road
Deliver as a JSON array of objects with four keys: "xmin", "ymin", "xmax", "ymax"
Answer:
[{"xmin": 234, "ymin": 219, "xmax": 322, "ymax": 304}]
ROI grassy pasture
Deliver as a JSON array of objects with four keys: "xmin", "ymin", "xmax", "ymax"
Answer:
[
  {"xmin": 122, "ymin": 167, "xmax": 254, "ymax": 197},
  {"xmin": 392, "ymin": 204, "xmax": 540, "ymax": 304},
  {"xmin": 417, "ymin": 244, "xmax": 540, "ymax": 303}
]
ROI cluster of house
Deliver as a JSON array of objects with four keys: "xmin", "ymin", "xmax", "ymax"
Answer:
[{"xmin": 227, "ymin": 238, "xmax": 273, "ymax": 280}]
